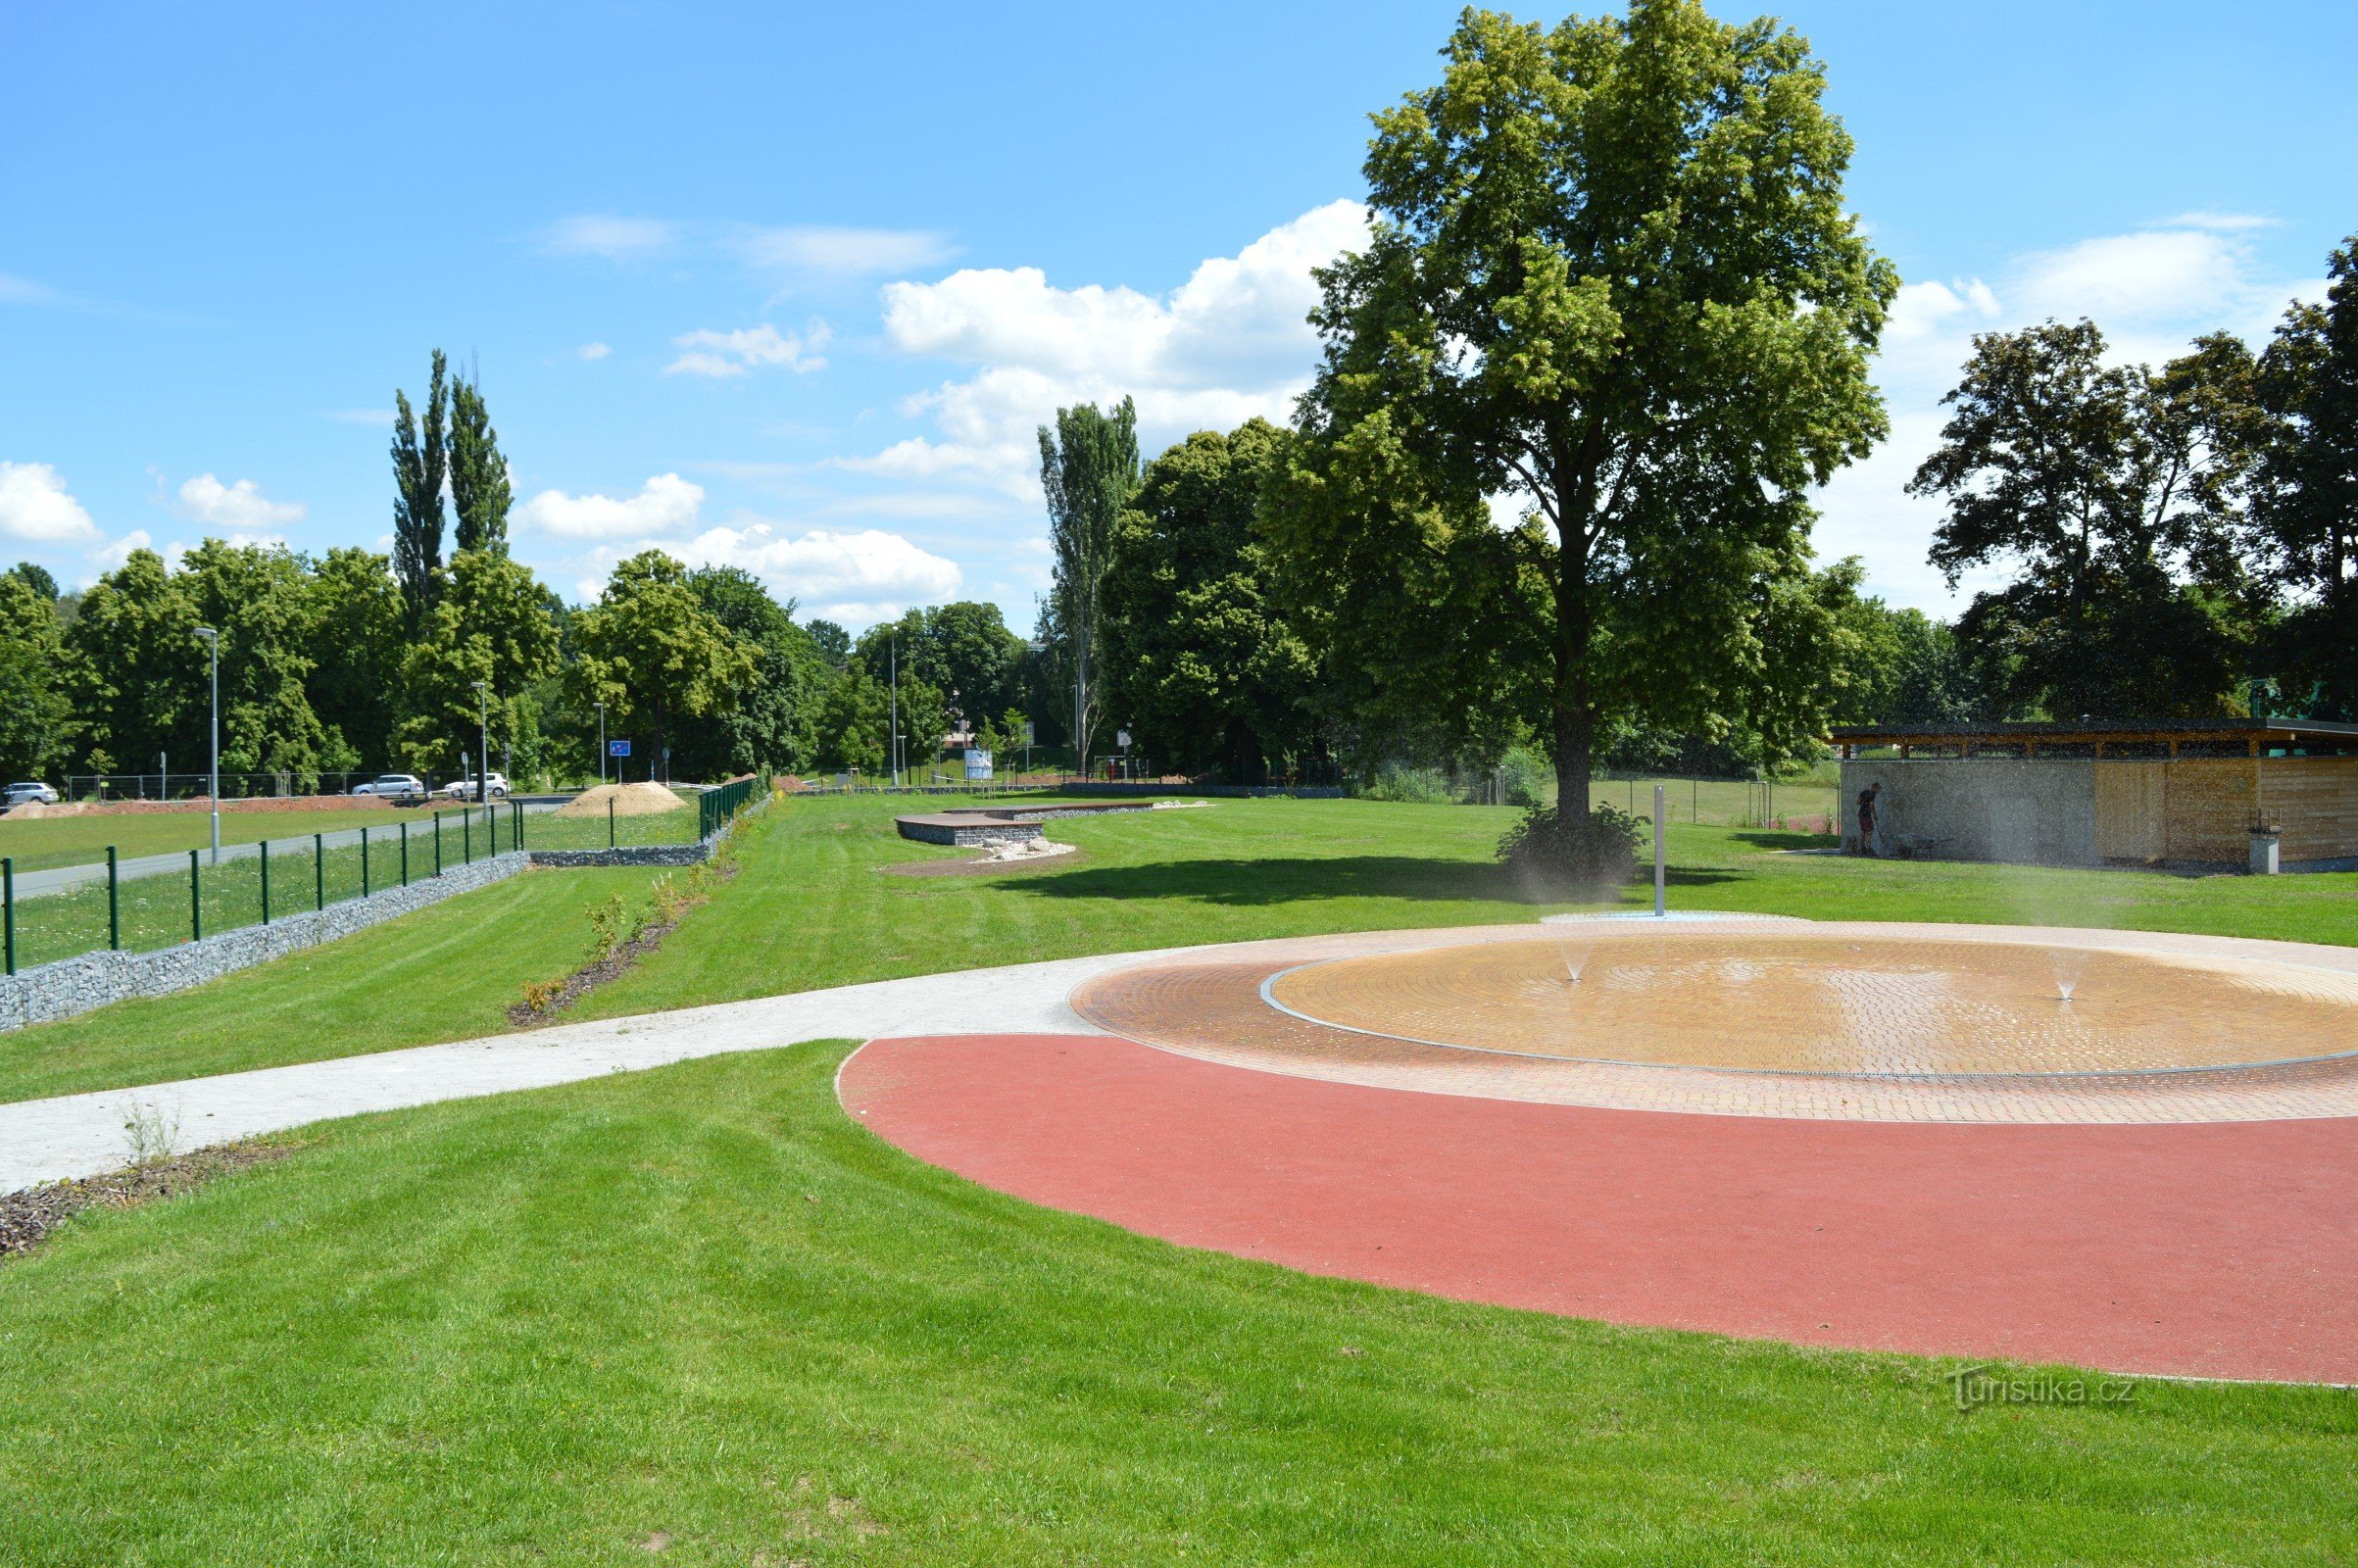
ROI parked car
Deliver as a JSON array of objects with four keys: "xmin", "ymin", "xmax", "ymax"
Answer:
[
  {"xmin": 442, "ymin": 772, "xmax": 510, "ymax": 801},
  {"xmin": 3, "ymin": 781, "xmax": 59, "ymax": 808},
  {"xmin": 351, "ymin": 773, "xmax": 426, "ymax": 799}
]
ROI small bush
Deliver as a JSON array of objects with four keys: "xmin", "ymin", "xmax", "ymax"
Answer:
[
  {"xmin": 518, "ymin": 978, "xmax": 564, "ymax": 1015},
  {"xmin": 585, "ymin": 893, "xmax": 630, "ymax": 963},
  {"xmin": 1357, "ymin": 763, "xmax": 1454, "ymax": 804},
  {"xmin": 1497, "ymin": 802, "xmax": 1643, "ymax": 894}
]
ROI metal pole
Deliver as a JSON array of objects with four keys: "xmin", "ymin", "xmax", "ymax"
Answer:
[
  {"xmin": 108, "ymin": 846, "xmax": 120, "ymax": 949},
  {"xmin": 315, "ymin": 832, "xmax": 324, "ymax": 909},
  {"xmin": 260, "ymin": 839, "xmax": 270, "ymax": 925},
  {"xmin": 1653, "ymin": 783, "xmax": 1667, "ymax": 918},
  {"xmin": 889, "ymin": 630, "xmax": 899, "ymax": 788},
  {"xmin": 2, "ymin": 857, "xmax": 12, "ymax": 974},
  {"xmin": 464, "ymin": 808, "xmax": 471, "ymax": 864},
  {"xmin": 196, "ymin": 626, "xmax": 221, "ymax": 862},
  {"xmin": 361, "ymin": 825, "xmax": 370, "ymax": 897},
  {"xmin": 609, "ymin": 796, "xmax": 615, "ymax": 849},
  {"xmin": 400, "ymin": 820, "xmax": 409, "ymax": 885},
  {"xmin": 597, "ymin": 702, "xmax": 607, "ymax": 785},
  {"xmin": 475, "ymin": 681, "xmax": 491, "ymax": 814},
  {"xmin": 433, "ymin": 812, "xmax": 443, "ymax": 876},
  {"xmin": 190, "ymin": 849, "xmax": 202, "ymax": 942}
]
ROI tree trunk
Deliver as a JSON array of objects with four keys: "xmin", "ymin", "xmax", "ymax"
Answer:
[{"xmin": 1552, "ymin": 542, "xmax": 1593, "ymax": 827}]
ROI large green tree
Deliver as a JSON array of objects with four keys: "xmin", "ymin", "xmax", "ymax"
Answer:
[
  {"xmin": 566, "ymin": 552, "xmax": 752, "ymax": 782},
  {"xmin": 1271, "ymin": 2, "xmax": 1894, "ymax": 824},
  {"xmin": 306, "ymin": 546, "xmax": 406, "ymax": 772},
  {"xmin": 1101, "ymin": 419, "xmax": 1322, "ymax": 782},
  {"xmin": 66, "ymin": 549, "xmax": 201, "ymax": 776},
  {"xmin": 0, "ymin": 574, "xmax": 74, "ymax": 781},
  {"xmin": 179, "ymin": 539, "xmax": 328, "ymax": 775},
  {"xmin": 395, "ymin": 550, "xmax": 562, "ymax": 777},
  {"xmin": 673, "ymin": 565, "xmax": 818, "ymax": 779},
  {"xmin": 1039, "ymin": 397, "xmax": 1139, "ymax": 774},
  {"xmin": 448, "ymin": 371, "xmax": 514, "ymax": 556},
  {"xmin": 2249, "ymin": 235, "xmax": 2358, "ymax": 717},
  {"xmin": 1909, "ymin": 319, "xmax": 2252, "ymax": 719},
  {"xmin": 854, "ymin": 602, "xmax": 1023, "ymax": 732},
  {"xmin": 391, "ymin": 349, "xmax": 450, "ymax": 627}
]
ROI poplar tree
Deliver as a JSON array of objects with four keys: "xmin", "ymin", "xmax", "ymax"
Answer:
[
  {"xmin": 449, "ymin": 371, "xmax": 514, "ymax": 555},
  {"xmin": 1038, "ymin": 396, "xmax": 1138, "ymax": 774},
  {"xmin": 391, "ymin": 349, "xmax": 450, "ymax": 625}
]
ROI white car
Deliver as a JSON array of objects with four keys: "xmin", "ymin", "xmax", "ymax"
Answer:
[
  {"xmin": 351, "ymin": 773, "xmax": 426, "ymax": 799},
  {"xmin": 442, "ymin": 772, "xmax": 510, "ymax": 801},
  {"xmin": 3, "ymin": 781, "xmax": 59, "ymax": 808}
]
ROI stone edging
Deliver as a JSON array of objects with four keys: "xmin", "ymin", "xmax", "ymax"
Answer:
[{"xmin": 0, "ymin": 852, "xmax": 530, "ymax": 1034}]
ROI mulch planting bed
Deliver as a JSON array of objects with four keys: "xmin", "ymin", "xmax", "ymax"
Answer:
[{"xmin": 1, "ymin": 1142, "xmax": 298, "ymax": 1260}]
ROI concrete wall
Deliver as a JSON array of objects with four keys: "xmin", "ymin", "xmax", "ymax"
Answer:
[
  {"xmin": 1839, "ymin": 760, "xmax": 2098, "ymax": 866},
  {"xmin": 0, "ymin": 851, "xmax": 529, "ymax": 1033}
]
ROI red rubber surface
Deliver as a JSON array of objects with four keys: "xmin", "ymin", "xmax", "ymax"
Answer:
[{"xmin": 840, "ymin": 1034, "xmax": 2358, "ymax": 1383}]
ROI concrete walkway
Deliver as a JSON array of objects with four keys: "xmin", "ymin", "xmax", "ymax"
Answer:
[{"xmin": 0, "ymin": 951, "xmax": 1136, "ymax": 1191}]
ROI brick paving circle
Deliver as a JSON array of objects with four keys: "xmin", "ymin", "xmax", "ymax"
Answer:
[{"xmin": 1068, "ymin": 920, "xmax": 2358, "ymax": 1123}]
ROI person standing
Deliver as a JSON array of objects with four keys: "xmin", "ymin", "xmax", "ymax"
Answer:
[{"xmin": 1855, "ymin": 781, "xmax": 1883, "ymax": 857}]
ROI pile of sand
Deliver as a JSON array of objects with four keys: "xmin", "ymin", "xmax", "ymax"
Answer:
[
  {"xmin": 4, "ymin": 802, "xmax": 92, "ymax": 819},
  {"xmin": 556, "ymin": 781, "xmax": 689, "ymax": 819}
]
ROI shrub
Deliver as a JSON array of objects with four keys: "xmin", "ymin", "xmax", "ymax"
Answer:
[
  {"xmin": 585, "ymin": 893, "xmax": 630, "ymax": 963},
  {"xmin": 1356, "ymin": 762, "xmax": 1454, "ymax": 804},
  {"xmin": 518, "ymin": 978, "xmax": 564, "ymax": 1015},
  {"xmin": 1496, "ymin": 744, "xmax": 1551, "ymax": 808},
  {"xmin": 1497, "ymin": 802, "xmax": 1642, "ymax": 894}
]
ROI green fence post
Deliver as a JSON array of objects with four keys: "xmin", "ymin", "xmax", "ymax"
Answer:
[
  {"xmin": 108, "ymin": 846, "xmax": 121, "ymax": 950},
  {"xmin": 433, "ymin": 812, "xmax": 443, "ymax": 876},
  {"xmin": 609, "ymin": 796, "xmax": 615, "ymax": 849},
  {"xmin": 400, "ymin": 820, "xmax": 409, "ymax": 885},
  {"xmin": 464, "ymin": 808, "xmax": 471, "ymax": 865},
  {"xmin": 260, "ymin": 840, "xmax": 270, "ymax": 926},
  {"xmin": 190, "ymin": 849, "xmax": 202, "ymax": 943},
  {"xmin": 512, "ymin": 800, "xmax": 522, "ymax": 851},
  {"xmin": 361, "ymin": 825, "xmax": 371, "ymax": 897},
  {"xmin": 315, "ymin": 832, "xmax": 325, "ymax": 909},
  {"xmin": 4, "ymin": 856, "xmax": 15, "ymax": 975}
]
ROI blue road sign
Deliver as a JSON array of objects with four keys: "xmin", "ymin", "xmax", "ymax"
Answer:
[{"xmin": 609, "ymin": 740, "xmax": 631, "ymax": 758}]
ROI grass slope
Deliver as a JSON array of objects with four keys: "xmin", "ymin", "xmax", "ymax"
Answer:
[
  {"xmin": 0, "ymin": 864, "xmax": 659, "ymax": 1104},
  {"xmin": 1, "ymin": 1045, "xmax": 2347, "ymax": 1565},
  {"xmin": 5, "ymin": 793, "xmax": 2354, "ymax": 1103}
]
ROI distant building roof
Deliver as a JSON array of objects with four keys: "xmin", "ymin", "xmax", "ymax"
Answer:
[{"xmin": 1832, "ymin": 718, "xmax": 2358, "ymax": 751}]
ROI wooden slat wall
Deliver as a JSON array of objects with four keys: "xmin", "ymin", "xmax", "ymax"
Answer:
[
  {"xmin": 2260, "ymin": 758, "xmax": 2358, "ymax": 860},
  {"xmin": 2093, "ymin": 759, "xmax": 2358, "ymax": 863},
  {"xmin": 2093, "ymin": 763, "xmax": 2167, "ymax": 861}
]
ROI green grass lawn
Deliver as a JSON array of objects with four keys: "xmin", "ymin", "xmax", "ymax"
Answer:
[
  {"xmin": 1, "ymin": 1044, "xmax": 2348, "ymax": 1565},
  {"xmin": 520, "ymin": 801, "xmax": 702, "ymax": 851},
  {"xmin": 0, "ymin": 803, "xmax": 416, "ymax": 872},
  {"xmin": 5, "ymin": 792, "xmax": 2355, "ymax": 1104}
]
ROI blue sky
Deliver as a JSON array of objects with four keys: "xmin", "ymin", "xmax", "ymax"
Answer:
[{"xmin": 4, "ymin": 0, "xmax": 2352, "ymax": 627}]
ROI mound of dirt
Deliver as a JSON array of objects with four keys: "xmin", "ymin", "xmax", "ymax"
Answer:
[
  {"xmin": 556, "ymin": 781, "xmax": 689, "ymax": 819},
  {"xmin": 3, "ymin": 802, "xmax": 92, "ymax": 819}
]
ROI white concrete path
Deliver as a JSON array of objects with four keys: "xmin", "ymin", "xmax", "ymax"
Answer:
[{"xmin": 0, "ymin": 952, "xmax": 1145, "ymax": 1192}]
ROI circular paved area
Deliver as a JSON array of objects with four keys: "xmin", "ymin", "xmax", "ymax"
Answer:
[
  {"xmin": 840, "ymin": 1032, "xmax": 2358, "ymax": 1382},
  {"xmin": 1071, "ymin": 920, "xmax": 2358, "ymax": 1123}
]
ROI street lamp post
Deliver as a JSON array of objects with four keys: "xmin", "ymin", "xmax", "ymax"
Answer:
[
  {"xmin": 472, "ymin": 680, "xmax": 491, "ymax": 806},
  {"xmin": 888, "ymin": 628, "xmax": 899, "ymax": 789},
  {"xmin": 596, "ymin": 702, "xmax": 607, "ymax": 785},
  {"xmin": 194, "ymin": 626, "xmax": 220, "ymax": 862}
]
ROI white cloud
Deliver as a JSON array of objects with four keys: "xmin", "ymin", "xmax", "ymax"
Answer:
[
  {"xmin": 852, "ymin": 200, "xmax": 1370, "ymax": 497},
  {"xmin": 734, "ymin": 225, "xmax": 955, "ymax": 276},
  {"xmin": 93, "ymin": 529, "xmax": 155, "ymax": 571},
  {"xmin": 515, "ymin": 473, "xmax": 706, "ymax": 539},
  {"xmin": 576, "ymin": 341, "xmax": 612, "ymax": 361},
  {"xmin": 323, "ymin": 408, "xmax": 395, "ymax": 427},
  {"xmin": 176, "ymin": 473, "xmax": 305, "ymax": 531},
  {"xmin": 567, "ymin": 523, "xmax": 961, "ymax": 625},
  {"xmin": 0, "ymin": 272, "xmax": 64, "ymax": 306},
  {"xmin": 541, "ymin": 215, "xmax": 677, "ymax": 259},
  {"xmin": 0, "ymin": 462, "xmax": 102, "ymax": 542},
  {"xmin": 663, "ymin": 321, "xmax": 830, "ymax": 378}
]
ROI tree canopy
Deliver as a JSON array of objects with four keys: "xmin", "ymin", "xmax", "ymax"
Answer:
[
  {"xmin": 566, "ymin": 551, "xmax": 753, "ymax": 781},
  {"xmin": 1271, "ymin": 0, "xmax": 1894, "ymax": 819}
]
